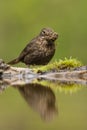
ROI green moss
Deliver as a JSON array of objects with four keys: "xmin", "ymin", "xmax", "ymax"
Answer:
[
  {"xmin": 33, "ymin": 57, "xmax": 82, "ymax": 72},
  {"xmin": 33, "ymin": 79, "xmax": 82, "ymax": 94},
  {"xmin": 31, "ymin": 57, "xmax": 83, "ymax": 93}
]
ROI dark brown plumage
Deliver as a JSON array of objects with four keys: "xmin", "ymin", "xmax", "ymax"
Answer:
[{"xmin": 8, "ymin": 27, "xmax": 58, "ymax": 65}]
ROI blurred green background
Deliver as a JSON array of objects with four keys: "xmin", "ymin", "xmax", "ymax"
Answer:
[
  {"xmin": 0, "ymin": 0, "xmax": 87, "ymax": 64},
  {"xmin": 0, "ymin": 0, "xmax": 87, "ymax": 130}
]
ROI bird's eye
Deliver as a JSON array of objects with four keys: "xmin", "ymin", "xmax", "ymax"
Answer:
[{"xmin": 42, "ymin": 30, "xmax": 46, "ymax": 35}]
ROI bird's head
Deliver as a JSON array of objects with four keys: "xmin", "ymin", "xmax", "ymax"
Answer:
[{"xmin": 40, "ymin": 28, "xmax": 58, "ymax": 42}]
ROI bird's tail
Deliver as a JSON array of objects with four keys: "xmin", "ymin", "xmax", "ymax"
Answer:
[{"xmin": 7, "ymin": 58, "xmax": 19, "ymax": 65}]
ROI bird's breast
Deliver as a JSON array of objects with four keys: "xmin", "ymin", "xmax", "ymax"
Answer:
[
  {"xmin": 35, "ymin": 38, "xmax": 55, "ymax": 61},
  {"xmin": 39, "ymin": 42, "xmax": 55, "ymax": 58}
]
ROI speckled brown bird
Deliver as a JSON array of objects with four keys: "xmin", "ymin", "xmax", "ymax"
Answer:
[{"xmin": 8, "ymin": 27, "xmax": 58, "ymax": 65}]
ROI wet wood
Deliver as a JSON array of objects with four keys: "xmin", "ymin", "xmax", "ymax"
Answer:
[{"xmin": 0, "ymin": 59, "xmax": 87, "ymax": 85}]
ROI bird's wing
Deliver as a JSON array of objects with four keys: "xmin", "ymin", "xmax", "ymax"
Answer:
[{"xmin": 18, "ymin": 37, "xmax": 38, "ymax": 60}]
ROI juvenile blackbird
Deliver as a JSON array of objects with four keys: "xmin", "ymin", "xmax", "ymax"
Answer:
[{"xmin": 8, "ymin": 27, "xmax": 58, "ymax": 65}]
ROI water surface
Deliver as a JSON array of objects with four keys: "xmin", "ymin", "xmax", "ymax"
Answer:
[{"xmin": 0, "ymin": 77, "xmax": 87, "ymax": 130}]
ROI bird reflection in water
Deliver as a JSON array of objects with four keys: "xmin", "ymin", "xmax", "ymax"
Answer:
[{"xmin": 17, "ymin": 83, "xmax": 58, "ymax": 121}]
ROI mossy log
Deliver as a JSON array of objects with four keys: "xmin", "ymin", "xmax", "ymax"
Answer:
[{"xmin": 0, "ymin": 58, "xmax": 87, "ymax": 86}]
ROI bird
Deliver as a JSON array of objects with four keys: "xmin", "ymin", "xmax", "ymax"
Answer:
[{"xmin": 8, "ymin": 27, "xmax": 58, "ymax": 66}]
